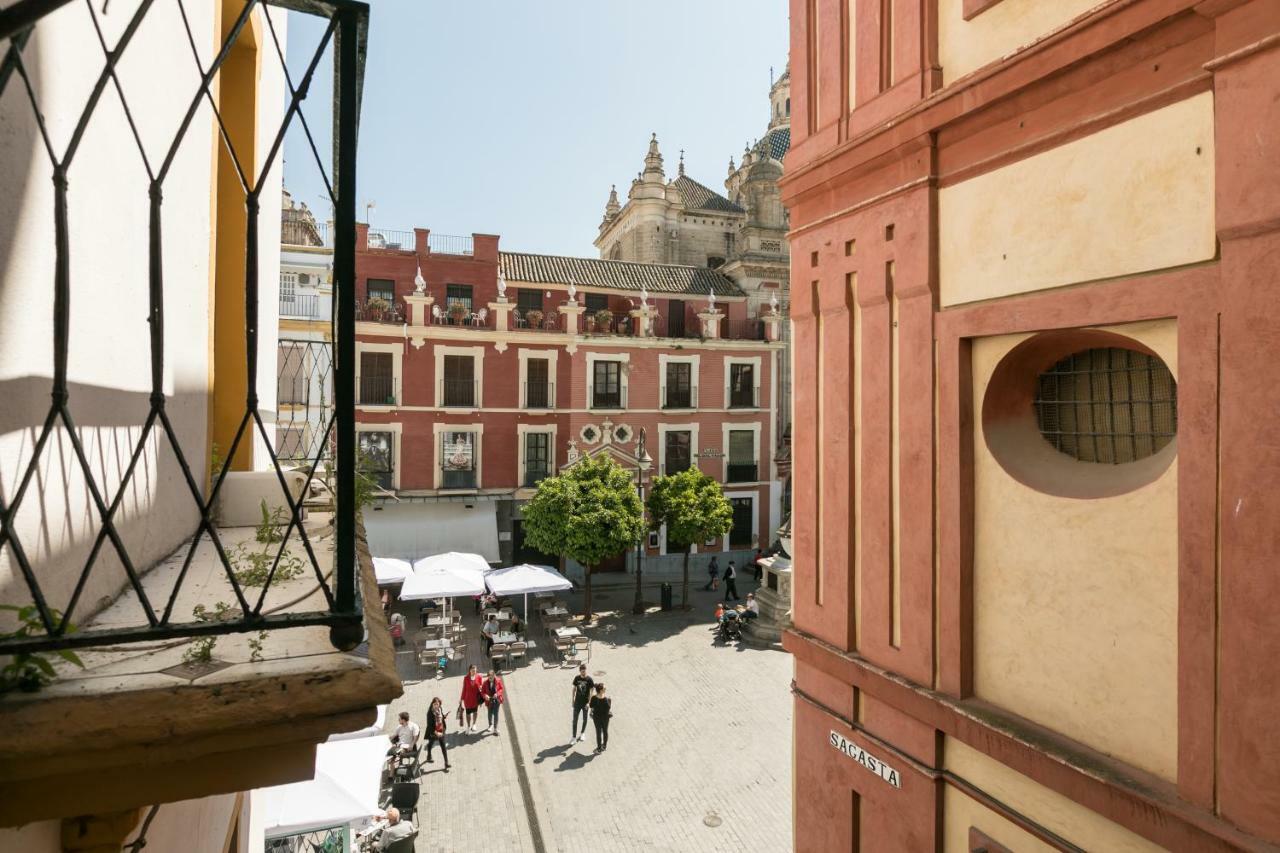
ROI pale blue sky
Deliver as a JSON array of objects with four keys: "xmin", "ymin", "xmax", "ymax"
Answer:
[{"xmin": 283, "ymin": 0, "xmax": 788, "ymax": 257}]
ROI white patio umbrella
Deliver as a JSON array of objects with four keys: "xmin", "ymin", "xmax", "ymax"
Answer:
[
  {"xmin": 372, "ymin": 557, "xmax": 413, "ymax": 586},
  {"xmin": 484, "ymin": 563, "xmax": 573, "ymax": 619},
  {"xmin": 401, "ymin": 553, "xmax": 490, "ymax": 624}
]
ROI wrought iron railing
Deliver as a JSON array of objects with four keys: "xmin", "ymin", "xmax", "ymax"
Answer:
[
  {"xmin": 356, "ymin": 299, "xmax": 405, "ymax": 324},
  {"xmin": 365, "ymin": 227, "xmax": 414, "ymax": 251},
  {"xmin": 726, "ymin": 461, "xmax": 759, "ymax": 483},
  {"xmin": 512, "ymin": 310, "xmax": 561, "ymax": 332},
  {"xmin": 428, "ymin": 232, "xmax": 474, "ymax": 256},
  {"xmin": 442, "ymin": 468, "xmax": 477, "ymax": 489},
  {"xmin": 279, "ymin": 293, "xmax": 322, "ymax": 319},
  {"xmin": 0, "ymin": 0, "xmax": 370, "ymax": 655},
  {"xmin": 277, "ymin": 340, "xmax": 334, "ymax": 464},
  {"xmin": 663, "ymin": 385, "xmax": 697, "ymax": 409},
  {"xmin": 524, "ymin": 381, "xmax": 554, "ymax": 409},
  {"xmin": 440, "ymin": 378, "xmax": 477, "ymax": 408},
  {"xmin": 358, "ymin": 375, "xmax": 397, "ymax": 406},
  {"xmin": 728, "ymin": 385, "xmax": 760, "ymax": 408},
  {"xmin": 589, "ymin": 385, "xmax": 626, "ymax": 409}
]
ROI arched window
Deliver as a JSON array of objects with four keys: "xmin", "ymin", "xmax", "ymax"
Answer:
[{"xmin": 785, "ymin": 97, "xmax": 791, "ymax": 116}]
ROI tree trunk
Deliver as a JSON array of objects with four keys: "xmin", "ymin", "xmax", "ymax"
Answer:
[
  {"xmin": 681, "ymin": 546, "xmax": 690, "ymax": 609},
  {"xmin": 584, "ymin": 564, "xmax": 593, "ymax": 623}
]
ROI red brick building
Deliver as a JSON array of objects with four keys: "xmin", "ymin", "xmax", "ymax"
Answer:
[
  {"xmin": 353, "ymin": 225, "xmax": 786, "ymax": 577},
  {"xmin": 781, "ymin": 0, "xmax": 1280, "ymax": 850}
]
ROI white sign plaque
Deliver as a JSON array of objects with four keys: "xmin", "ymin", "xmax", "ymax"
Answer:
[{"xmin": 829, "ymin": 731, "xmax": 903, "ymax": 788}]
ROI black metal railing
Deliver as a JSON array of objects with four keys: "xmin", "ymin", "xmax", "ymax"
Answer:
[
  {"xmin": 441, "ymin": 378, "xmax": 477, "ymax": 408},
  {"xmin": 0, "ymin": 0, "xmax": 369, "ymax": 656},
  {"xmin": 358, "ymin": 375, "xmax": 397, "ymax": 406},
  {"xmin": 512, "ymin": 310, "xmax": 561, "ymax": 332},
  {"xmin": 726, "ymin": 461, "xmax": 759, "ymax": 482},
  {"xmin": 279, "ymin": 293, "xmax": 322, "ymax": 318},
  {"xmin": 524, "ymin": 381, "xmax": 554, "ymax": 409},
  {"xmin": 523, "ymin": 467, "xmax": 550, "ymax": 488},
  {"xmin": 589, "ymin": 385, "xmax": 626, "ymax": 409},
  {"xmin": 583, "ymin": 310, "xmax": 631, "ymax": 335},
  {"xmin": 727, "ymin": 318, "xmax": 767, "ymax": 341},
  {"xmin": 441, "ymin": 468, "xmax": 477, "ymax": 489},
  {"xmin": 366, "ymin": 228, "xmax": 415, "ymax": 251},
  {"xmin": 728, "ymin": 386, "xmax": 759, "ymax": 408},
  {"xmin": 663, "ymin": 386, "xmax": 697, "ymax": 409},
  {"xmin": 356, "ymin": 299, "xmax": 405, "ymax": 324},
  {"xmin": 428, "ymin": 233, "xmax": 474, "ymax": 256}
]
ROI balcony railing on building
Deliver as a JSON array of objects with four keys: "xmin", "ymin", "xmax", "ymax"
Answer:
[
  {"xmin": 589, "ymin": 385, "xmax": 627, "ymax": 410},
  {"xmin": 726, "ymin": 460, "xmax": 759, "ymax": 483},
  {"xmin": 441, "ymin": 379, "xmax": 478, "ymax": 408},
  {"xmin": 523, "ymin": 465, "xmax": 550, "ymax": 488},
  {"xmin": 357, "ymin": 299, "xmax": 405, "ymax": 324},
  {"xmin": 524, "ymin": 381, "xmax": 555, "ymax": 409},
  {"xmin": 432, "ymin": 305, "xmax": 490, "ymax": 329},
  {"xmin": 280, "ymin": 293, "xmax": 322, "ymax": 319},
  {"xmin": 663, "ymin": 386, "xmax": 698, "ymax": 409},
  {"xmin": 441, "ymin": 467, "xmax": 478, "ymax": 489},
  {"xmin": 359, "ymin": 376, "xmax": 397, "ymax": 406},
  {"xmin": 512, "ymin": 310, "xmax": 561, "ymax": 332},
  {"xmin": 728, "ymin": 386, "xmax": 760, "ymax": 408},
  {"xmin": 366, "ymin": 228, "xmax": 415, "ymax": 251},
  {"xmin": 428, "ymin": 233, "xmax": 474, "ymax": 256},
  {"xmin": 583, "ymin": 310, "xmax": 632, "ymax": 335}
]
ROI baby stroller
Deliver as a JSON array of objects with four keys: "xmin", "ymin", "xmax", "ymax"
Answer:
[{"xmin": 717, "ymin": 609, "xmax": 743, "ymax": 644}]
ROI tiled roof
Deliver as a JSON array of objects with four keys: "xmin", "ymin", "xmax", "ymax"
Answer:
[
  {"xmin": 759, "ymin": 127, "xmax": 790, "ymax": 162},
  {"xmin": 673, "ymin": 175, "xmax": 744, "ymax": 214},
  {"xmin": 500, "ymin": 252, "xmax": 744, "ymax": 297}
]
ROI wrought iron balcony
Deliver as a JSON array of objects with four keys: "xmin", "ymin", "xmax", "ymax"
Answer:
[
  {"xmin": 726, "ymin": 461, "xmax": 760, "ymax": 482},
  {"xmin": 428, "ymin": 232, "xmax": 474, "ymax": 256},
  {"xmin": 663, "ymin": 385, "xmax": 697, "ymax": 409},
  {"xmin": 524, "ymin": 380, "xmax": 555, "ymax": 409},
  {"xmin": 358, "ymin": 375, "xmax": 397, "ymax": 406},
  {"xmin": 729, "ymin": 385, "xmax": 760, "ymax": 408},
  {"xmin": 441, "ymin": 378, "xmax": 478, "ymax": 408},
  {"xmin": 280, "ymin": 292, "xmax": 323, "ymax": 319},
  {"xmin": 589, "ymin": 385, "xmax": 627, "ymax": 409},
  {"xmin": 442, "ymin": 468, "xmax": 478, "ymax": 490}
]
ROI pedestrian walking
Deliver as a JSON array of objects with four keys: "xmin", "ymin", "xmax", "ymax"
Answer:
[
  {"xmin": 702, "ymin": 556, "xmax": 720, "ymax": 591},
  {"xmin": 570, "ymin": 663, "xmax": 594, "ymax": 744},
  {"xmin": 459, "ymin": 664, "xmax": 484, "ymax": 732},
  {"xmin": 751, "ymin": 548, "xmax": 764, "ymax": 583},
  {"xmin": 424, "ymin": 696, "xmax": 451, "ymax": 771},
  {"xmin": 589, "ymin": 683, "xmax": 612, "ymax": 753},
  {"xmin": 482, "ymin": 669, "xmax": 506, "ymax": 735},
  {"xmin": 724, "ymin": 560, "xmax": 740, "ymax": 601}
]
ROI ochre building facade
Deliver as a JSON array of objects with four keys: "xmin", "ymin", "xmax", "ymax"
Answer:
[{"xmin": 781, "ymin": 0, "xmax": 1280, "ymax": 850}]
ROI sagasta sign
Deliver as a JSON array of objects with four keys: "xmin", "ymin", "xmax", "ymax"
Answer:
[{"xmin": 829, "ymin": 731, "xmax": 903, "ymax": 789}]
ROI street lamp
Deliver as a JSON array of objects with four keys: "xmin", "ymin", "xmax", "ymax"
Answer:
[{"xmin": 633, "ymin": 428, "xmax": 653, "ymax": 615}]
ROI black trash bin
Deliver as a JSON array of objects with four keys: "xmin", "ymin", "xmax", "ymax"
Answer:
[{"xmin": 660, "ymin": 582, "xmax": 673, "ymax": 611}]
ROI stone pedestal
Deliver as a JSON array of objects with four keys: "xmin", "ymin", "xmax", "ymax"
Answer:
[
  {"xmin": 629, "ymin": 305, "xmax": 656, "ymax": 337},
  {"xmin": 762, "ymin": 309, "xmax": 783, "ymax": 341},
  {"xmin": 560, "ymin": 301, "xmax": 585, "ymax": 335},
  {"xmin": 697, "ymin": 310, "xmax": 724, "ymax": 339},
  {"xmin": 403, "ymin": 293, "xmax": 434, "ymax": 327},
  {"xmin": 745, "ymin": 554, "xmax": 792, "ymax": 644},
  {"xmin": 489, "ymin": 299, "xmax": 512, "ymax": 331}
]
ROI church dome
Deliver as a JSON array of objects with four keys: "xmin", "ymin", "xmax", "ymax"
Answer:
[{"xmin": 759, "ymin": 126, "xmax": 791, "ymax": 163}]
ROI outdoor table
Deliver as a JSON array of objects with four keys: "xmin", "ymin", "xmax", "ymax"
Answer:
[
  {"xmin": 420, "ymin": 638, "xmax": 452, "ymax": 651},
  {"xmin": 425, "ymin": 614, "xmax": 449, "ymax": 627},
  {"xmin": 543, "ymin": 605, "xmax": 568, "ymax": 618},
  {"xmin": 554, "ymin": 627, "xmax": 582, "ymax": 639},
  {"xmin": 494, "ymin": 632, "xmax": 521, "ymax": 644}
]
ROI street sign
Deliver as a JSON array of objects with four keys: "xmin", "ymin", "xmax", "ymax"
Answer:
[
  {"xmin": 697, "ymin": 449, "xmax": 724, "ymax": 459},
  {"xmin": 829, "ymin": 731, "xmax": 903, "ymax": 788}
]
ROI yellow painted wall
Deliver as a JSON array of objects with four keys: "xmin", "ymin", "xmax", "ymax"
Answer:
[
  {"xmin": 938, "ymin": 0, "xmax": 1105, "ymax": 83},
  {"xmin": 939, "ymin": 93, "xmax": 1216, "ymax": 307},
  {"xmin": 943, "ymin": 738, "xmax": 1167, "ymax": 852},
  {"xmin": 971, "ymin": 320, "xmax": 1178, "ymax": 781}
]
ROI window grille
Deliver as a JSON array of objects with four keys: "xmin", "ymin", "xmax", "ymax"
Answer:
[
  {"xmin": 664, "ymin": 431, "xmax": 691, "ymax": 475},
  {"xmin": 0, "ymin": 0, "xmax": 370, "ymax": 655},
  {"xmin": 1034, "ymin": 347, "xmax": 1177, "ymax": 464}
]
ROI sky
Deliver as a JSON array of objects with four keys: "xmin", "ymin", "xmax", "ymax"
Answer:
[{"xmin": 282, "ymin": 0, "xmax": 789, "ymax": 258}]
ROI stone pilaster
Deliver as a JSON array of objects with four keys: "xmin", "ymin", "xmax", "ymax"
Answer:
[
  {"xmin": 403, "ymin": 293, "xmax": 434, "ymax": 327},
  {"xmin": 697, "ymin": 310, "xmax": 724, "ymax": 339}
]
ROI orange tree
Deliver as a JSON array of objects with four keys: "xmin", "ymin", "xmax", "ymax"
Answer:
[{"xmin": 645, "ymin": 467, "xmax": 733, "ymax": 608}]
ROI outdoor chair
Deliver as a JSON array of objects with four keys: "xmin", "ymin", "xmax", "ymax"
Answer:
[
  {"xmin": 553, "ymin": 637, "xmax": 574, "ymax": 665},
  {"xmin": 490, "ymin": 642, "xmax": 510, "ymax": 669},
  {"xmin": 544, "ymin": 620, "xmax": 564, "ymax": 635},
  {"xmin": 508, "ymin": 641, "xmax": 528, "ymax": 666},
  {"xmin": 447, "ymin": 643, "xmax": 467, "ymax": 666},
  {"xmin": 572, "ymin": 639, "xmax": 590, "ymax": 663},
  {"xmin": 383, "ymin": 833, "xmax": 417, "ymax": 853},
  {"xmin": 386, "ymin": 781, "xmax": 419, "ymax": 824}
]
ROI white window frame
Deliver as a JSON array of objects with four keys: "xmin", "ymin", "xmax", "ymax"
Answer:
[
  {"xmin": 724, "ymin": 355, "xmax": 762, "ymax": 410},
  {"xmin": 434, "ymin": 344, "xmax": 485, "ymax": 411},
  {"xmin": 432, "ymin": 422, "xmax": 484, "ymax": 491},
  {"xmin": 586, "ymin": 351, "xmax": 630, "ymax": 411},
  {"xmin": 657, "ymin": 422, "xmax": 700, "ymax": 478},
  {"xmin": 356, "ymin": 421, "xmax": 402, "ymax": 491},
  {"xmin": 722, "ymin": 490, "xmax": 759, "ymax": 553},
  {"xmin": 517, "ymin": 424, "xmax": 558, "ymax": 489},
  {"xmin": 721, "ymin": 421, "xmax": 762, "ymax": 483},
  {"xmin": 659, "ymin": 353, "xmax": 700, "ymax": 410},
  {"xmin": 517, "ymin": 348, "xmax": 559, "ymax": 410},
  {"xmin": 355, "ymin": 341, "xmax": 403, "ymax": 409}
]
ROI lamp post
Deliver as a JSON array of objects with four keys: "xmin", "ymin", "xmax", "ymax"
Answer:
[{"xmin": 633, "ymin": 428, "xmax": 653, "ymax": 615}]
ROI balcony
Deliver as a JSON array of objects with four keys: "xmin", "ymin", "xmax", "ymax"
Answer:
[
  {"xmin": 441, "ymin": 378, "xmax": 478, "ymax": 408},
  {"xmin": 524, "ymin": 467, "xmax": 551, "ymax": 488},
  {"xmin": 728, "ymin": 386, "xmax": 760, "ymax": 408},
  {"xmin": 356, "ymin": 299, "xmax": 406, "ymax": 324},
  {"xmin": 432, "ymin": 305, "xmax": 490, "ymax": 329},
  {"xmin": 279, "ymin": 293, "xmax": 323, "ymax": 319},
  {"xmin": 428, "ymin": 232, "xmax": 475, "ymax": 256},
  {"xmin": 358, "ymin": 375, "xmax": 397, "ymax": 406},
  {"xmin": 663, "ymin": 386, "xmax": 698, "ymax": 409},
  {"xmin": 726, "ymin": 460, "xmax": 759, "ymax": 482},
  {"xmin": 589, "ymin": 385, "xmax": 627, "ymax": 410},
  {"xmin": 513, "ymin": 309, "xmax": 562, "ymax": 332},
  {"xmin": 524, "ymin": 381, "xmax": 555, "ymax": 409},
  {"xmin": 582, "ymin": 310, "xmax": 632, "ymax": 335},
  {"xmin": 442, "ymin": 468, "xmax": 478, "ymax": 490},
  {"xmin": 365, "ymin": 228, "xmax": 415, "ymax": 251}
]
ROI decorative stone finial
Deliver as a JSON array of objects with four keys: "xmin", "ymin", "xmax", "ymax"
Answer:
[
  {"xmin": 708, "ymin": 290, "xmax": 717, "ymax": 311},
  {"xmin": 496, "ymin": 268, "xmax": 507, "ymax": 298},
  {"xmin": 604, "ymin": 184, "xmax": 621, "ymax": 220},
  {"xmin": 643, "ymin": 133, "xmax": 664, "ymax": 178},
  {"xmin": 567, "ymin": 279, "xmax": 577, "ymax": 302},
  {"xmin": 413, "ymin": 265, "xmax": 426, "ymax": 294},
  {"xmin": 769, "ymin": 291, "xmax": 779, "ymax": 313},
  {"xmin": 640, "ymin": 286, "xmax": 649, "ymax": 307},
  {"xmin": 728, "ymin": 156, "xmax": 736, "ymax": 175},
  {"xmin": 678, "ymin": 149, "xmax": 685, "ymax": 177}
]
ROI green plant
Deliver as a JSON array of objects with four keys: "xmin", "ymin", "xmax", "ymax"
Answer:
[
  {"xmin": 593, "ymin": 308, "xmax": 613, "ymax": 329},
  {"xmin": 0, "ymin": 605, "xmax": 84, "ymax": 693},
  {"xmin": 521, "ymin": 455, "xmax": 646, "ymax": 621},
  {"xmin": 248, "ymin": 631, "xmax": 268, "ymax": 663},
  {"xmin": 256, "ymin": 499, "xmax": 287, "ymax": 544},
  {"xmin": 182, "ymin": 637, "xmax": 217, "ymax": 666},
  {"xmin": 365, "ymin": 296, "xmax": 390, "ymax": 312},
  {"xmin": 210, "ymin": 442, "xmax": 226, "ymax": 482},
  {"xmin": 647, "ymin": 468, "xmax": 734, "ymax": 609},
  {"xmin": 230, "ymin": 544, "xmax": 305, "ymax": 588},
  {"xmin": 448, "ymin": 300, "xmax": 470, "ymax": 320}
]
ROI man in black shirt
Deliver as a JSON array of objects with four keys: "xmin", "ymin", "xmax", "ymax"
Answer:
[
  {"xmin": 723, "ymin": 561, "xmax": 740, "ymax": 601},
  {"xmin": 570, "ymin": 664, "xmax": 594, "ymax": 744}
]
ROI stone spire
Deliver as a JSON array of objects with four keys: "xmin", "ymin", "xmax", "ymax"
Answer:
[
  {"xmin": 678, "ymin": 149, "xmax": 686, "ymax": 177},
  {"xmin": 642, "ymin": 132, "xmax": 665, "ymax": 182},
  {"xmin": 603, "ymin": 184, "xmax": 621, "ymax": 221},
  {"xmin": 727, "ymin": 155, "xmax": 736, "ymax": 176}
]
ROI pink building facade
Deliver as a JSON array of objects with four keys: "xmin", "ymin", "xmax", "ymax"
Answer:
[{"xmin": 354, "ymin": 225, "xmax": 787, "ymax": 576}]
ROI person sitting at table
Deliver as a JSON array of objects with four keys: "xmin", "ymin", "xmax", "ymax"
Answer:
[
  {"xmin": 742, "ymin": 593, "xmax": 760, "ymax": 623},
  {"xmin": 481, "ymin": 614, "xmax": 499, "ymax": 656},
  {"xmin": 386, "ymin": 711, "xmax": 419, "ymax": 758},
  {"xmin": 375, "ymin": 807, "xmax": 414, "ymax": 851},
  {"xmin": 509, "ymin": 612, "xmax": 524, "ymax": 638}
]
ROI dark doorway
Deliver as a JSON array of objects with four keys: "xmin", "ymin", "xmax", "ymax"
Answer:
[{"xmin": 513, "ymin": 520, "xmax": 558, "ymax": 567}]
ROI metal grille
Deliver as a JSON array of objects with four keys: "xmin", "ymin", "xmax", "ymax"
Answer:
[
  {"xmin": 0, "ymin": 0, "xmax": 369, "ymax": 655},
  {"xmin": 1034, "ymin": 347, "xmax": 1178, "ymax": 464},
  {"xmin": 276, "ymin": 340, "xmax": 333, "ymax": 463}
]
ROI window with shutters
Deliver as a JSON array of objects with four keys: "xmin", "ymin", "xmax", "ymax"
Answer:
[
  {"xmin": 442, "ymin": 355, "xmax": 475, "ymax": 407},
  {"xmin": 525, "ymin": 358, "xmax": 551, "ymax": 409},
  {"xmin": 668, "ymin": 299, "xmax": 687, "ymax": 337},
  {"xmin": 592, "ymin": 361, "xmax": 623, "ymax": 408},
  {"xmin": 665, "ymin": 362, "xmax": 693, "ymax": 408},
  {"xmin": 730, "ymin": 497, "xmax": 754, "ymax": 548},
  {"xmin": 664, "ymin": 431, "xmax": 692, "ymax": 475},
  {"xmin": 726, "ymin": 430, "xmax": 757, "ymax": 482}
]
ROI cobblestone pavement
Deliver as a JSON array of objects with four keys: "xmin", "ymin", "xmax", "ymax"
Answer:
[{"xmin": 384, "ymin": 581, "xmax": 793, "ymax": 853}]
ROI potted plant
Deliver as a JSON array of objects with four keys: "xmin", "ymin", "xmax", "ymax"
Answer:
[
  {"xmin": 448, "ymin": 301, "xmax": 470, "ymax": 324},
  {"xmin": 365, "ymin": 295, "xmax": 389, "ymax": 320},
  {"xmin": 525, "ymin": 308, "xmax": 544, "ymax": 329},
  {"xmin": 594, "ymin": 308, "xmax": 613, "ymax": 332}
]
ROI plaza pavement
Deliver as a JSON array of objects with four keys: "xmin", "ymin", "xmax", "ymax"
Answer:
[{"xmin": 384, "ymin": 579, "xmax": 793, "ymax": 852}]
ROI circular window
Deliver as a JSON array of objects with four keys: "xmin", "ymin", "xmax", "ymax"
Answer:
[
  {"xmin": 613, "ymin": 423, "xmax": 632, "ymax": 444},
  {"xmin": 580, "ymin": 424, "xmax": 600, "ymax": 445},
  {"xmin": 983, "ymin": 330, "xmax": 1178, "ymax": 499}
]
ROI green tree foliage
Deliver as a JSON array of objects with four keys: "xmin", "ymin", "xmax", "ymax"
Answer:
[
  {"xmin": 646, "ymin": 467, "xmax": 733, "ymax": 608},
  {"xmin": 522, "ymin": 455, "xmax": 646, "ymax": 620}
]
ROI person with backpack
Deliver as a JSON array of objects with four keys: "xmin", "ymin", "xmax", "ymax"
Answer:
[
  {"xmin": 570, "ymin": 663, "xmax": 594, "ymax": 744},
  {"xmin": 424, "ymin": 696, "xmax": 451, "ymax": 771},
  {"xmin": 481, "ymin": 669, "xmax": 506, "ymax": 735},
  {"xmin": 589, "ymin": 683, "xmax": 612, "ymax": 753},
  {"xmin": 723, "ymin": 560, "xmax": 740, "ymax": 601}
]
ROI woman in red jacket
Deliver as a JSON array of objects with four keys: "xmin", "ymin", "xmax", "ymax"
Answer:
[
  {"xmin": 481, "ymin": 669, "xmax": 506, "ymax": 735},
  {"xmin": 459, "ymin": 664, "xmax": 484, "ymax": 732}
]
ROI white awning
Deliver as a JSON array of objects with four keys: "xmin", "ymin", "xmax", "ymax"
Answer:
[
  {"xmin": 255, "ymin": 737, "xmax": 385, "ymax": 839},
  {"xmin": 485, "ymin": 563, "xmax": 573, "ymax": 596},
  {"xmin": 373, "ymin": 557, "xmax": 413, "ymax": 586},
  {"xmin": 363, "ymin": 502, "xmax": 500, "ymax": 562},
  {"xmin": 400, "ymin": 564, "xmax": 485, "ymax": 600}
]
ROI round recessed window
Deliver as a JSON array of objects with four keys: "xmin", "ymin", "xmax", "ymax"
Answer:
[{"xmin": 982, "ymin": 330, "xmax": 1178, "ymax": 499}]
